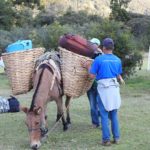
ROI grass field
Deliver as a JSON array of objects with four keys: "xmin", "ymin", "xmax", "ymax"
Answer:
[{"xmin": 0, "ymin": 54, "xmax": 150, "ymax": 150}]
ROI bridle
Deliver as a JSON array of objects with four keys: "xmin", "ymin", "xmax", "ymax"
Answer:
[
  {"xmin": 28, "ymin": 127, "xmax": 41, "ymax": 132},
  {"xmin": 27, "ymin": 122, "xmax": 48, "ymax": 137}
]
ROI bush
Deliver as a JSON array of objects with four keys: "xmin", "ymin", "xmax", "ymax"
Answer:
[
  {"xmin": 14, "ymin": 5, "xmax": 34, "ymax": 27},
  {"xmin": 83, "ymin": 20, "xmax": 143, "ymax": 78},
  {"xmin": 0, "ymin": 30, "xmax": 12, "ymax": 55},
  {"xmin": 0, "ymin": 1, "xmax": 15, "ymax": 30},
  {"xmin": 34, "ymin": 9, "xmax": 56, "ymax": 26},
  {"xmin": 127, "ymin": 16, "xmax": 150, "ymax": 51},
  {"xmin": 0, "ymin": 27, "xmax": 33, "ymax": 55},
  {"xmin": 0, "ymin": 5, "xmax": 143, "ymax": 78},
  {"xmin": 58, "ymin": 10, "xmax": 102, "ymax": 26},
  {"xmin": 31, "ymin": 22, "xmax": 74, "ymax": 50}
]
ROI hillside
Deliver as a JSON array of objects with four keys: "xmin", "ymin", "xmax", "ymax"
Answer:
[
  {"xmin": 129, "ymin": 0, "xmax": 150, "ymax": 15},
  {"xmin": 41, "ymin": 0, "xmax": 150, "ymax": 17}
]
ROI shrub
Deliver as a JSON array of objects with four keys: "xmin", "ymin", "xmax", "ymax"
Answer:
[
  {"xmin": 58, "ymin": 10, "xmax": 102, "ymax": 26},
  {"xmin": 31, "ymin": 22, "xmax": 74, "ymax": 50},
  {"xmin": 0, "ymin": 1, "xmax": 15, "ymax": 30},
  {"xmin": 83, "ymin": 20, "xmax": 143, "ymax": 78},
  {"xmin": 127, "ymin": 16, "xmax": 150, "ymax": 51},
  {"xmin": 14, "ymin": 5, "xmax": 34, "ymax": 27},
  {"xmin": 0, "ymin": 27, "xmax": 33, "ymax": 55},
  {"xmin": 110, "ymin": 0, "xmax": 131, "ymax": 22},
  {"xmin": 0, "ymin": 30, "xmax": 12, "ymax": 55}
]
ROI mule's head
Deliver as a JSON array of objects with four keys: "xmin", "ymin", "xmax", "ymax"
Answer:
[{"xmin": 22, "ymin": 106, "xmax": 42, "ymax": 150}]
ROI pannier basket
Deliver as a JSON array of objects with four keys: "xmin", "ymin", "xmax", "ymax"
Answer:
[
  {"xmin": 59, "ymin": 47, "xmax": 94, "ymax": 98},
  {"xmin": 2, "ymin": 48, "xmax": 45, "ymax": 95}
]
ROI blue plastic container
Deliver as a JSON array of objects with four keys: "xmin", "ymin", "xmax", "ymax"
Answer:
[{"xmin": 6, "ymin": 40, "xmax": 32, "ymax": 53}]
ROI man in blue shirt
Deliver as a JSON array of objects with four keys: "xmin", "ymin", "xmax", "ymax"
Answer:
[{"xmin": 83, "ymin": 38, "xmax": 124, "ymax": 146}]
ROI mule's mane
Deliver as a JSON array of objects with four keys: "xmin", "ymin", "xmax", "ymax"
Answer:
[{"xmin": 29, "ymin": 64, "xmax": 53, "ymax": 111}]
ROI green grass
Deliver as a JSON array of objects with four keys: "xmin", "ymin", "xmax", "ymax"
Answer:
[
  {"xmin": 0, "ymin": 67, "xmax": 4, "ymax": 73},
  {"xmin": 0, "ymin": 54, "xmax": 150, "ymax": 150}
]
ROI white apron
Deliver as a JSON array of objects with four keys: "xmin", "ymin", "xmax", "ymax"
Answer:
[{"xmin": 97, "ymin": 78, "xmax": 121, "ymax": 111}]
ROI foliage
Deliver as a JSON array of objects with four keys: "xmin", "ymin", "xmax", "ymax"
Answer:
[
  {"xmin": 83, "ymin": 20, "xmax": 143, "ymax": 78},
  {"xmin": 14, "ymin": 6, "xmax": 35, "ymax": 27},
  {"xmin": 0, "ymin": 1, "xmax": 35, "ymax": 30},
  {"xmin": 0, "ymin": 30, "xmax": 12, "ymax": 54},
  {"xmin": 0, "ymin": 27, "xmax": 33, "ymax": 55},
  {"xmin": 0, "ymin": 1, "xmax": 15, "ymax": 30},
  {"xmin": 110, "ymin": 0, "xmax": 131, "ymax": 22},
  {"xmin": 12, "ymin": 0, "xmax": 40, "ymax": 7},
  {"xmin": 127, "ymin": 16, "xmax": 150, "ymax": 51},
  {"xmin": 0, "ymin": 23, "xmax": 73, "ymax": 54},
  {"xmin": 58, "ymin": 10, "xmax": 102, "ymax": 26},
  {"xmin": 31, "ymin": 22, "xmax": 74, "ymax": 50},
  {"xmin": 0, "ymin": 3, "xmax": 144, "ymax": 77},
  {"xmin": 34, "ymin": 9, "xmax": 56, "ymax": 26}
]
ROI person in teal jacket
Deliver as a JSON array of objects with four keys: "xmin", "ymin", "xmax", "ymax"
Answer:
[{"xmin": 87, "ymin": 38, "xmax": 102, "ymax": 128}]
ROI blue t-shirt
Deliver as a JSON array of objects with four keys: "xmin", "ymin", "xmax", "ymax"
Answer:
[{"xmin": 90, "ymin": 54, "xmax": 122, "ymax": 80}]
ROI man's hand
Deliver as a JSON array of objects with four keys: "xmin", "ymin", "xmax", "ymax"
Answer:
[
  {"xmin": 120, "ymin": 78, "xmax": 125, "ymax": 85},
  {"xmin": 117, "ymin": 75, "xmax": 125, "ymax": 85},
  {"xmin": 81, "ymin": 60, "xmax": 91, "ymax": 69},
  {"xmin": 81, "ymin": 60, "xmax": 95, "ymax": 79}
]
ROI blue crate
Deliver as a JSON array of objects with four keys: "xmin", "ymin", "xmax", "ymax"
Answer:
[{"xmin": 6, "ymin": 40, "xmax": 32, "ymax": 53}]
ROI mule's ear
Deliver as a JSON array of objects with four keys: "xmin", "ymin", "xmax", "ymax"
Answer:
[
  {"xmin": 21, "ymin": 107, "xmax": 29, "ymax": 114},
  {"xmin": 34, "ymin": 106, "xmax": 42, "ymax": 115}
]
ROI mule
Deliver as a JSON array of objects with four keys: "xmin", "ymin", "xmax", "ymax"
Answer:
[{"xmin": 22, "ymin": 61, "xmax": 71, "ymax": 150}]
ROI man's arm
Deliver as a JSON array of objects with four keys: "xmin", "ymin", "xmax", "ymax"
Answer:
[
  {"xmin": 82, "ymin": 60, "xmax": 96, "ymax": 79},
  {"xmin": 117, "ymin": 75, "xmax": 125, "ymax": 84}
]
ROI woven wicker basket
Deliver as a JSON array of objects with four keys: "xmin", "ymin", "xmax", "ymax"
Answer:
[
  {"xmin": 59, "ymin": 47, "xmax": 94, "ymax": 98},
  {"xmin": 2, "ymin": 48, "xmax": 45, "ymax": 95}
]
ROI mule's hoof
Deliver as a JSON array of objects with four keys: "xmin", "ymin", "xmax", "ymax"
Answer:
[
  {"xmin": 63, "ymin": 124, "xmax": 68, "ymax": 131},
  {"xmin": 67, "ymin": 123, "xmax": 71, "ymax": 128}
]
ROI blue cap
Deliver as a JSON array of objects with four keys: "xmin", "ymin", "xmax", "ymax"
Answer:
[
  {"xmin": 90, "ymin": 38, "xmax": 101, "ymax": 46},
  {"xmin": 102, "ymin": 38, "xmax": 114, "ymax": 49}
]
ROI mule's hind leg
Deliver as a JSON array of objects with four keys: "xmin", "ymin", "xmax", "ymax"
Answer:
[
  {"xmin": 65, "ymin": 96, "xmax": 71, "ymax": 125},
  {"xmin": 56, "ymin": 97, "xmax": 68, "ymax": 131}
]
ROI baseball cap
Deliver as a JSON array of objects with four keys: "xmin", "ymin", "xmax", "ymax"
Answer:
[
  {"xmin": 90, "ymin": 38, "xmax": 101, "ymax": 46},
  {"xmin": 102, "ymin": 38, "xmax": 114, "ymax": 50}
]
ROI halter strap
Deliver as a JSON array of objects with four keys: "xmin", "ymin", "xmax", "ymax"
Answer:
[{"xmin": 28, "ymin": 127, "xmax": 41, "ymax": 132}]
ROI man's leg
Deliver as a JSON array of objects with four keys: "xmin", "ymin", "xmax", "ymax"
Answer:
[
  {"xmin": 109, "ymin": 109, "xmax": 120, "ymax": 141},
  {"xmin": 87, "ymin": 88, "xmax": 100, "ymax": 127},
  {"xmin": 97, "ymin": 95, "xmax": 110, "ymax": 142}
]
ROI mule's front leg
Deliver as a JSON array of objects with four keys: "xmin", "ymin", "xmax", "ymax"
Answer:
[
  {"xmin": 56, "ymin": 98, "xmax": 68, "ymax": 131},
  {"xmin": 41, "ymin": 108, "xmax": 48, "ymax": 137}
]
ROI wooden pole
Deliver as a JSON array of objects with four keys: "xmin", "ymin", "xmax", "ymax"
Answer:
[{"xmin": 147, "ymin": 46, "xmax": 150, "ymax": 71}]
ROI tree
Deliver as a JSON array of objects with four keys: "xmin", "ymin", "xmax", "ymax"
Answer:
[
  {"xmin": 58, "ymin": 10, "xmax": 102, "ymax": 26},
  {"xmin": 84, "ymin": 20, "xmax": 143, "ymax": 78},
  {"xmin": 12, "ymin": 0, "xmax": 40, "ymax": 7},
  {"xmin": 110, "ymin": 0, "xmax": 131, "ymax": 22},
  {"xmin": 0, "ymin": 1, "xmax": 15, "ymax": 30},
  {"xmin": 127, "ymin": 15, "xmax": 150, "ymax": 51}
]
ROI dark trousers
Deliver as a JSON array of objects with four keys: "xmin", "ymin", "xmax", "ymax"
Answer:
[{"xmin": 87, "ymin": 86, "xmax": 100, "ymax": 126}]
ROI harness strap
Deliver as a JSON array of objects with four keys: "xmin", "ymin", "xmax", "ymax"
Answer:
[{"xmin": 36, "ymin": 60, "xmax": 62, "ymax": 92}]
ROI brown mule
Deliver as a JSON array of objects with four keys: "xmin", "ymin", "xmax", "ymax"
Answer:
[{"xmin": 22, "ymin": 63, "xmax": 71, "ymax": 150}]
